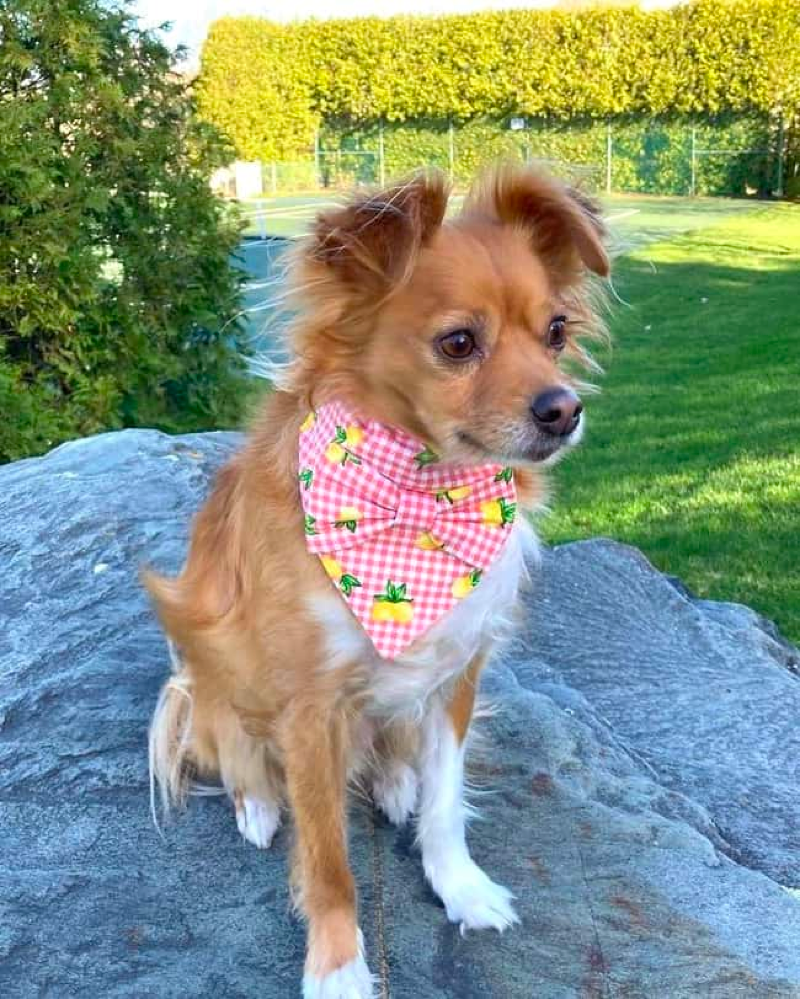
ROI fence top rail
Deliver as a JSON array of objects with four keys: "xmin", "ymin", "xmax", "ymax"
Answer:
[{"xmin": 694, "ymin": 148, "xmax": 773, "ymax": 156}]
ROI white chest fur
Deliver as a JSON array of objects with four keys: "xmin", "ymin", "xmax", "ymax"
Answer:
[{"xmin": 308, "ymin": 519, "xmax": 539, "ymax": 720}]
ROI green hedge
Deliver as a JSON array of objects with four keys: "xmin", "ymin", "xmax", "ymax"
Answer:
[{"xmin": 198, "ymin": 1, "xmax": 800, "ymax": 161}]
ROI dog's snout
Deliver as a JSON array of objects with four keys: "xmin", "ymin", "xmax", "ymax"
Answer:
[{"xmin": 531, "ymin": 387, "xmax": 583, "ymax": 436}]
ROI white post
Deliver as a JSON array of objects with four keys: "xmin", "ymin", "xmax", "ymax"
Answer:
[
  {"xmin": 690, "ymin": 127, "xmax": 697, "ymax": 197},
  {"xmin": 606, "ymin": 122, "xmax": 612, "ymax": 196},
  {"xmin": 379, "ymin": 122, "xmax": 386, "ymax": 187}
]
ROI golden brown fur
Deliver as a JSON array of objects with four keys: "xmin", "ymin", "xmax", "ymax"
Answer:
[{"xmin": 145, "ymin": 163, "xmax": 608, "ymax": 995}]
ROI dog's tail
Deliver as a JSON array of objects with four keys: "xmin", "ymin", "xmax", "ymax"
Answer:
[{"xmin": 148, "ymin": 641, "xmax": 195, "ymax": 831}]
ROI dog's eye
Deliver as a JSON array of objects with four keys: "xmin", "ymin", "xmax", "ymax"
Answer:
[
  {"xmin": 547, "ymin": 316, "xmax": 568, "ymax": 352},
  {"xmin": 438, "ymin": 329, "xmax": 477, "ymax": 362}
]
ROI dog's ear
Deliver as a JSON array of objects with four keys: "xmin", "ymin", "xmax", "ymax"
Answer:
[
  {"xmin": 463, "ymin": 164, "xmax": 609, "ymax": 277},
  {"xmin": 309, "ymin": 172, "xmax": 449, "ymax": 289}
]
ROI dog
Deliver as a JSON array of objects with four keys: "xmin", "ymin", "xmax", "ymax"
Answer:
[{"xmin": 146, "ymin": 162, "xmax": 609, "ymax": 999}]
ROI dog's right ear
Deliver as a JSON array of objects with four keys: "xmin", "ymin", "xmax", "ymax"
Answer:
[{"xmin": 309, "ymin": 173, "xmax": 449, "ymax": 290}]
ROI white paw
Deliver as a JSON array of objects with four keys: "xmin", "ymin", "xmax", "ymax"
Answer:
[
  {"xmin": 234, "ymin": 795, "xmax": 280, "ymax": 849},
  {"xmin": 428, "ymin": 858, "xmax": 519, "ymax": 934},
  {"xmin": 373, "ymin": 762, "xmax": 418, "ymax": 826},
  {"xmin": 302, "ymin": 954, "xmax": 375, "ymax": 999}
]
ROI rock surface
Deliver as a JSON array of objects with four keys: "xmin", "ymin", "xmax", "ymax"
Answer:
[{"xmin": 2, "ymin": 429, "xmax": 799, "ymax": 999}]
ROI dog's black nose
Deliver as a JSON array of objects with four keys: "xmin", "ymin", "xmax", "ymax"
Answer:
[{"xmin": 531, "ymin": 387, "xmax": 583, "ymax": 436}]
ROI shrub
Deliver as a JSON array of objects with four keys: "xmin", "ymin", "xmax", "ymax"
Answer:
[{"xmin": 0, "ymin": 0, "xmax": 248, "ymax": 463}]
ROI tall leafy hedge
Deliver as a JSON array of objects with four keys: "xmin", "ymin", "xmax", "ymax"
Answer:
[
  {"xmin": 198, "ymin": 0, "xmax": 800, "ymax": 161},
  {"xmin": 0, "ymin": 0, "xmax": 248, "ymax": 463}
]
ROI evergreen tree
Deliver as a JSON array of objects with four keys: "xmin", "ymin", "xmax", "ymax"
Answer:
[{"xmin": 0, "ymin": 0, "xmax": 248, "ymax": 462}]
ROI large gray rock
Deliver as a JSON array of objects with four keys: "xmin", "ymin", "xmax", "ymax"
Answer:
[{"xmin": 1, "ymin": 429, "xmax": 799, "ymax": 998}]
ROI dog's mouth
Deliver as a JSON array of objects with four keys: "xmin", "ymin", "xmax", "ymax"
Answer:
[
  {"xmin": 521, "ymin": 438, "xmax": 566, "ymax": 463},
  {"xmin": 456, "ymin": 419, "xmax": 582, "ymax": 466}
]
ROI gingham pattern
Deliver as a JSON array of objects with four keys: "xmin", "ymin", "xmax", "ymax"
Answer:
[{"xmin": 299, "ymin": 401, "xmax": 517, "ymax": 659}]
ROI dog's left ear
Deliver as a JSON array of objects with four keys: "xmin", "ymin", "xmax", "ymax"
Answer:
[
  {"xmin": 309, "ymin": 172, "xmax": 449, "ymax": 290},
  {"xmin": 464, "ymin": 165, "xmax": 610, "ymax": 277}
]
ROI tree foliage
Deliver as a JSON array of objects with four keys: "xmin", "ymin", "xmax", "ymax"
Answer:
[
  {"xmin": 0, "ymin": 0, "xmax": 248, "ymax": 463},
  {"xmin": 198, "ymin": 0, "xmax": 800, "ymax": 160}
]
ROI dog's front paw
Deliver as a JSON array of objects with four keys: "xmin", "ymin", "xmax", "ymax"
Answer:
[
  {"xmin": 234, "ymin": 794, "xmax": 280, "ymax": 849},
  {"xmin": 429, "ymin": 859, "xmax": 519, "ymax": 934},
  {"xmin": 302, "ymin": 954, "xmax": 375, "ymax": 999},
  {"xmin": 372, "ymin": 762, "xmax": 418, "ymax": 826}
]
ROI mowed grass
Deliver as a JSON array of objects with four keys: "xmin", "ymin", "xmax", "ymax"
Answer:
[
  {"xmin": 542, "ymin": 203, "xmax": 800, "ymax": 643},
  {"xmin": 237, "ymin": 191, "xmax": 757, "ymax": 247}
]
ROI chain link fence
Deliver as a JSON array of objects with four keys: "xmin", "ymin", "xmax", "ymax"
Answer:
[{"xmin": 214, "ymin": 114, "xmax": 795, "ymax": 200}]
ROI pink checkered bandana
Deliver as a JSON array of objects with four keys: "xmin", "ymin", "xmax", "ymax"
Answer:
[{"xmin": 298, "ymin": 401, "xmax": 517, "ymax": 659}]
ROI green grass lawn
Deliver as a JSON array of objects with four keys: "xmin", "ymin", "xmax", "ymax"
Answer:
[
  {"xmin": 236, "ymin": 191, "xmax": 757, "ymax": 245},
  {"xmin": 542, "ymin": 202, "xmax": 800, "ymax": 643}
]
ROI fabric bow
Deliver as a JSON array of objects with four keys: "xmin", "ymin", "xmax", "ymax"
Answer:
[{"xmin": 298, "ymin": 401, "xmax": 517, "ymax": 659}]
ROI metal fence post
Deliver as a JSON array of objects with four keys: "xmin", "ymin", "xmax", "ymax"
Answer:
[
  {"xmin": 448, "ymin": 121, "xmax": 455, "ymax": 182},
  {"xmin": 314, "ymin": 130, "xmax": 321, "ymax": 189},
  {"xmin": 379, "ymin": 122, "xmax": 386, "ymax": 187},
  {"xmin": 606, "ymin": 122, "xmax": 612, "ymax": 195},
  {"xmin": 775, "ymin": 112, "xmax": 785, "ymax": 199},
  {"xmin": 690, "ymin": 127, "xmax": 697, "ymax": 197}
]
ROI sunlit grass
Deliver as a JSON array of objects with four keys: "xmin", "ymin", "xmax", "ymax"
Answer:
[{"xmin": 543, "ymin": 203, "xmax": 800, "ymax": 643}]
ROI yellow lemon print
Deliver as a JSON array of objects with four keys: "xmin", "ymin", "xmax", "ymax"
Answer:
[
  {"xmin": 343, "ymin": 425, "xmax": 364, "ymax": 447},
  {"xmin": 435, "ymin": 485, "xmax": 472, "ymax": 504},
  {"xmin": 326, "ymin": 425, "xmax": 363, "ymax": 466},
  {"xmin": 320, "ymin": 556, "xmax": 343, "ymax": 580},
  {"xmin": 334, "ymin": 507, "xmax": 362, "ymax": 533},
  {"xmin": 452, "ymin": 569, "xmax": 483, "ymax": 599},
  {"xmin": 372, "ymin": 581, "xmax": 414, "ymax": 623},
  {"xmin": 416, "ymin": 531, "xmax": 446, "ymax": 551},
  {"xmin": 300, "ymin": 411, "xmax": 316, "ymax": 433},
  {"xmin": 480, "ymin": 497, "xmax": 517, "ymax": 528},
  {"xmin": 320, "ymin": 556, "xmax": 362, "ymax": 596},
  {"xmin": 325, "ymin": 441, "xmax": 347, "ymax": 464}
]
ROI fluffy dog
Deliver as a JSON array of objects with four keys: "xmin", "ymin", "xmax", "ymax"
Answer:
[{"xmin": 146, "ymin": 163, "xmax": 608, "ymax": 998}]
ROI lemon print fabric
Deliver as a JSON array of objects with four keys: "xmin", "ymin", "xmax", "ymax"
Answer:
[
  {"xmin": 452, "ymin": 569, "xmax": 482, "ymax": 599},
  {"xmin": 415, "ymin": 531, "xmax": 446, "ymax": 551},
  {"xmin": 372, "ymin": 581, "xmax": 414, "ymax": 623},
  {"xmin": 414, "ymin": 446, "xmax": 440, "ymax": 468},
  {"xmin": 480, "ymin": 497, "xmax": 517, "ymax": 528},
  {"xmin": 334, "ymin": 507, "xmax": 362, "ymax": 533},
  {"xmin": 320, "ymin": 556, "xmax": 362, "ymax": 597},
  {"xmin": 435, "ymin": 484, "xmax": 472, "ymax": 504},
  {"xmin": 297, "ymin": 399, "xmax": 519, "ymax": 660},
  {"xmin": 326, "ymin": 425, "xmax": 364, "ymax": 466}
]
